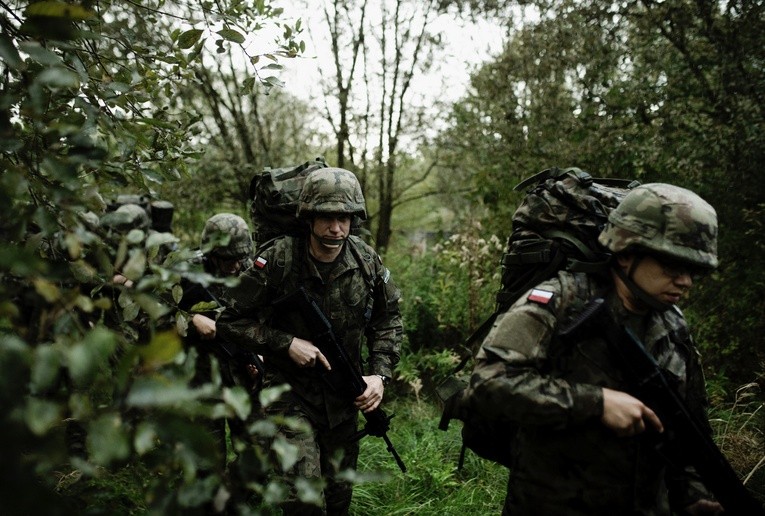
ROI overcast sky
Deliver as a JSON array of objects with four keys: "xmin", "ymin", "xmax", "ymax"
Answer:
[{"xmin": 278, "ymin": 4, "xmax": 507, "ymax": 108}]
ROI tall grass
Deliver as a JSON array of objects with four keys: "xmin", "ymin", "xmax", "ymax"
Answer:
[
  {"xmin": 707, "ymin": 382, "xmax": 765, "ymax": 499},
  {"xmin": 350, "ymin": 397, "xmax": 507, "ymax": 515}
]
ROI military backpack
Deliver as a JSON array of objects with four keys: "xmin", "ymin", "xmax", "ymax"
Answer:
[
  {"xmin": 247, "ymin": 157, "xmax": 329, "ymax": 249},
  {"xmin": 437, "ymin": 166, "xmax": 640, "ymax": 468}
]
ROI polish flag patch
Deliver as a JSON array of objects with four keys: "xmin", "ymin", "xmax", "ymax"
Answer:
[
  {"xmin": 527, "ymin": 288, "xmax": 554, "ymax": 305},
  {"xmin": 254, "ymin": 256, "xmax": 267, "ymax": 269}
]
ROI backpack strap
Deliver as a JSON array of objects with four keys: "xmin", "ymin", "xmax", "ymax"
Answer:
[
  {"xmin": 282, "ymin": 236, "xmax": 377, "ymax": 323},
  {"xmin": 346, "ymin": 236, "xmax": 377, "ymax": 324},
  {"xmin": 540, "ymin": 229, "xmax": 612, "ymax": 274}
]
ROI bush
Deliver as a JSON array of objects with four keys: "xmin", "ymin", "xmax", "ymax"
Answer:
[{"xmin": 389, "ymin": 222, "xmax": 504, "ymax": 397}]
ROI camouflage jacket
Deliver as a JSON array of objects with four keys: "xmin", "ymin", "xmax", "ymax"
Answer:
[
  {"xmin": 217, "ymin": 235, "xmax": 402, "ymax": 428},
  {"xmin": 467, "ymin": 270, "xmax": 712, "ymax": 516}
]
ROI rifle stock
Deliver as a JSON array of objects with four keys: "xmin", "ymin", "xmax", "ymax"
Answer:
[
  {"xmin": 584, "ymin": 299, "xmax": 765, "ymax": 516},
  {"xmin": 273, "ymin": 287, "xmax": 407, "ymax": 473}
]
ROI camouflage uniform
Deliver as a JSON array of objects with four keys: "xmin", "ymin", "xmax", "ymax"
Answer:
[
  {"xmin": 218, "ymin": 168, "xmax": 402, "ymax": 515},
  {"xmin": 467, "ymin": 184, "xmax": 718, "ymax": 515},
  {"xmin": 178, "ymin": 214, "xmax": 255, "ymax": 479},
  {"xmin": 181, "ymin": 213, "xmax": 254, "ymax": 385}
]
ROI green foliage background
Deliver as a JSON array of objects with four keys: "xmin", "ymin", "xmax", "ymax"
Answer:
[{"xmin": 1, "ymin": 0, "xmax": 763, "ymax": 512}]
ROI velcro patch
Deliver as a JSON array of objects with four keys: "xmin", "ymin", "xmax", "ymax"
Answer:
[
  {"xmin": 528, "ymin": 288, "xmax": 554, "ymax": 305},
  {"xmin": 254, "ymin": 256, "xmax": 267, "ymax": 269}
]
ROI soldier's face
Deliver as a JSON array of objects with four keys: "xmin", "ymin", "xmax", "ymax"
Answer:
[
  {"xmin": 310, "ymin": 214, "xmax": 351, "ymax": 250},
  {"xmin": 212, "ymin": 256, "xmax": 243, "ymax": 276},
  {"xmin": 617, "ymin": 254, "xmax": 695, "ymax": 309}
]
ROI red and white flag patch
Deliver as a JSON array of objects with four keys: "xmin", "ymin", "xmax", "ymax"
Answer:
[
  {"xmin": 254, "ymin": 256, "xmax": 267, "ymax": 269},
  {"xmin": 527, "ymin": 288, "xmax": 554, "ymax": 305}
]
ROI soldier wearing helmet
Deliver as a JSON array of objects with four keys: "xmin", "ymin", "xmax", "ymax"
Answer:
[
  {"xmin": 178, "ymin": 213, "xmax": 261, "ymax": 504},
  {"xmin": 466, "ymin": 183, "xmax": 723, "ymax": 515},
  {"xmin": 182, "ymin": 212, "xmax": 254, "ymax": 348},
  {"xmin": 218, "ymin": 167, "xmax": 402, "ymax": 515},
  {"xmin": 200, "ymin": 213, "xmax": 254, "ymax": 276}
]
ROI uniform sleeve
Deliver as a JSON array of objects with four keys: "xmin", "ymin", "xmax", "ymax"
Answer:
[
  {"xmin": 466, "ymin": 286, "xmax": 603, "ymax": 430},
  {"xmin": 216, "ymin": 249, "xmax": 294, "ymax": 356},
  {"xmin": 365, "ymin": 256, "xmax": 403, "ymax": 378}
]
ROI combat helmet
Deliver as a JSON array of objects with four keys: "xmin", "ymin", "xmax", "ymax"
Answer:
[
  {"xmin": 598, "ymin": 183, "xmax": 718, "ymax": 270},
  {"xmin": 296, "ymin": 168, "xmax": 367, "ymax": 219},
  {"xmin": 201, "ymin": 213, "xmax": 253, "ymax": 259},
  {"xmin": 100, "ymin": 204, "xmax": 150, "ymax": 233}
]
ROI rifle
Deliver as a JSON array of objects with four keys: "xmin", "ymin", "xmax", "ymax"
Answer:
[
  {"xmin": 273, "ymin": 286, "xmax": 407, "ymax": 473},
  {"xmin": 564, "ymin": 298, "xmax": 765, "ymax": 516}
]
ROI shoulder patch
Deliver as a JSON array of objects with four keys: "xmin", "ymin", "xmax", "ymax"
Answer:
[
  {"xmin": 254, "ymin": 256, "xmax": 267, "ymax": 269},
  {"xmin": 528, "ymin": 288, "xmax": 554, "ymax": 305}
]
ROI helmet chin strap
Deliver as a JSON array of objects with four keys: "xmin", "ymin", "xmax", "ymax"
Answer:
[
  {"xmin": 311, "ymin": 228, "xmax": 347, "ymax": 248},
  {"xmin": 614, "ymin": 255, "xmax": 672, "ymax": 312}
]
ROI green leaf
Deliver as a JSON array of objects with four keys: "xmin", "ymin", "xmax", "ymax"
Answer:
[
  {"xmin": 189, "ymin": 300, "xmax": 218, "ymax": 313},
  {"xmin": 126, "ymin": 376, "xmax": 213, "ymax": 408},
  {"xmin": 122, "ymin": 302, "xmax": 140, "ymax": 322},
  {"xmin": 134, "ymin": 421, "xmax": 158, "ymax": 455},
  {"xmin": 67, "ymin": 326, "xmax": 117, "ymax": 387},
  {"xmin": 68, "ymin": 392, "xmax": 92, "ymax": 420},
  {"xmin": 178, "ymin": 475, "xmax": 219, "ymax": 507},
  {"xmin": 178, "ymin": 29, "xmax": 204, "ymax": 49},
  {"xmin": 126, "ymin": 229, "xmax": 146, "ymax": 245},
  {"xmin": 122, "ymin": 248, "xmax": 146, "ymax": 280},
  {"xmin": 146, "ymin": 231, "xmax": 178, "ymax": 249},
  {"xmin": 259, "ymin": 384, "xmax": 290, "ymax": 408},
  {"xmin": 263, "ymin": 481, "xmax": 288, "ymax": 506},
  {"xmin": 217, "ymin": 28, "xmax": 245, "ymax": 44},
  {"xmin": 19, "ymin": 41, "xmax": 63, "ymax": 65},
  {"xmin": 172, "ymin": 284, "xmax": 184, "ymax": 304},
  {"xmin": 25, "ymin": 397, "xmax": 61, "ymax": 436},
  {"xmin": 262, "ymin": 76, "xmax": 285, "ymax": 89},
  {"xmin": 31, "ymin": 345, "xmax": 61, "ymax": 393},
  {"xmin": 223, "ymin": 386, "xmax": 251, "ymax": 420},
  {"xmin": 295, "ymin": 477, "xmax": 323, "ymax": 505},
  {"xmin": 175, "ymin": 311, "xmax": 189, "ymax": 337},
  {"xmin": 272, "ymin": 434, "xmax": 299, "ymax": 471},
  {"xmin": 0, "ymin": 33, "xmax": 23, "ymax": 70},
  {"xmin": 25, "ymin": 1, "xmax": 95, "ymax": 20},
  {"xmin": 87, "ymin": 413, "xmax": 130, "ymax": 465},
  {"xmin": 33, "ymin": 277, "xmax": 61, "ymax": 302},
  {"xmin": 37, "ymin": 66, "xmax": 80, "ymax": 88},
  {"xmin": 132, "ymin": 293, "xmax": 172, "ymax": 321},
  {"xmin": 136, "ymin": 329, "xmax": 182, "ymax": 368}
]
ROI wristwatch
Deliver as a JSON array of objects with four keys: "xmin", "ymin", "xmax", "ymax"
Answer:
[{"xmin": 376, "ymin": 374, "xmax": 390, "ymax": 386}]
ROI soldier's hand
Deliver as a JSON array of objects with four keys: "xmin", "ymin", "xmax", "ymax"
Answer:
[
  {"xmin": 247, "ymin": 356, "xmax": 264, "ymax": 382},
  {"xmin": 601, "ymin": 387, "xmax": 664, "ymax": 436},
  {"xmin": 355, "ymin": 375, "xmax": 384, "ymax": 413},
  {"xmin": 192, "ymin": 314, "xmax": 217, "ymax": 340},
  {"xmin": 683, "ymin": 499, "xmax": 724, "ymax": 515},
  {"xmin": 288, "ymin": 338, "xmax": 331, "ymax": 371},
  {"xmin": 112, "ymin": 273, "xmax": 134, "ymax": 288}
]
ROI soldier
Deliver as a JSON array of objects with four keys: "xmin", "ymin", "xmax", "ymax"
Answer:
[
  {"xmin": 179, "ymin": 213, "xmax": 258, "ymax": 387},
  {"xmin": 466, "ymin": 184, "xmax": 724, "ymax": 515},
  {"xmin": 217, "ymin": 168, "xmax": 403, "ymax": 515},
  {"xmin": 100, "ymin": 203, "xmax": 151, "ymax": 287},
  {"xmin": 177, "ymin": 213, "xmax": 264, "ymax": 509}
]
